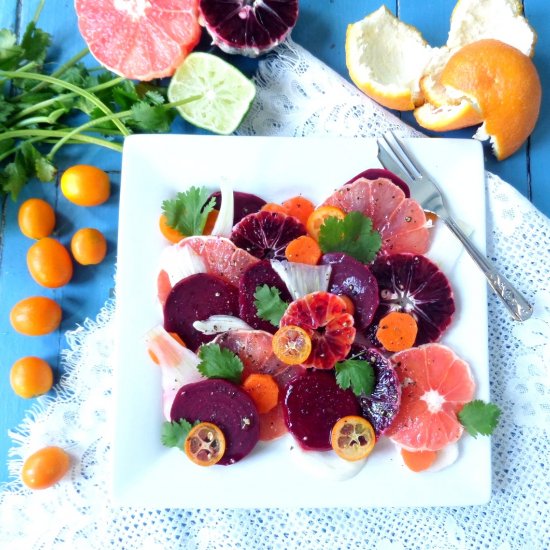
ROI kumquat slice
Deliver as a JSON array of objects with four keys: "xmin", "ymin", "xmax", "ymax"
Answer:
[
  {"xmin": 184, "ymin": 422, "xmax": 226, "ymax": 467},
  {"xmin": 272, "ymin": 325, "xmax": 312, "ymax": 365},
  {"xmin": 331, "ymin": 415, "xmax": 376, "ymax": 462}
]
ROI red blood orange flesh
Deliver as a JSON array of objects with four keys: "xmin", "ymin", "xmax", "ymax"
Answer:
[
  {"xmin": 199, "ymin": 0, "xmax": 299, "ymax": 57},
  {"xmin": 322, "ymin": 177, "xmax": 429, "ymax": 256},
  {"xmin": 386, "ymin": 343, "xmax": 475, "ymax": 451},
  {"xmin": 75, "ymin": 0, "xmax": 201, "ymax": 80},
  {"xmin": 370, "ymin": 253, "xmax": 455, "ymax": 345},
  {"xmin": 279, "ymin": 292, "xmax": 356, "ymax": 370}
]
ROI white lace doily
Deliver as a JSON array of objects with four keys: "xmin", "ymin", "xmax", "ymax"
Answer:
[{"xmin": 1, "ymin": 39, "xmax": 548, "ymax": 550}]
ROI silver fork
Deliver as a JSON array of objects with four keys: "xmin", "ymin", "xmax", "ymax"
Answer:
[{"xmin": 377, "ymin": 131, "xmax": 533, "ymax": 322}]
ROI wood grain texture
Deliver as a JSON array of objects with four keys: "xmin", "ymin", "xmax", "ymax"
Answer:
[{"xmin": 0, "ymin": 0, "xmax": 548, "ymax": 484}]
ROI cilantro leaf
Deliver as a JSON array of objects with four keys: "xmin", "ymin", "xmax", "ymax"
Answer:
[
  {"xmin": 458, "ymin": 400, "xmax": 501, "ymax": 438},
  {"xmin": 20, "ymin": 22, "xmax": 51, "ymax": 63},
  {"xmin": 335, "ymin": 359, "xmax": 376, "ymax": 396},
  {"xmin": 318, "ymin": 211, "xmax": 382, "ymax": 264},
  {"xmin": 162, "ymin": 186, "xmax": 215, "ymax": 237},
  {"xmin": 197, "ymin": 344, "xmax": 244, "ymax": 384},
  {"xmin": 130, "ymin": 101, "xmax": 173, "ymax": 133},
  {"xmin": 161, "ymin": 419, "xmax": 194, "ymax": 448},
  {"xmin": 254, "ymin": 284, "xmax": 289, "ymax": 327},
  {"xmin": 0, "ymin": 29, "xmax": 23, "ymax": 70}
]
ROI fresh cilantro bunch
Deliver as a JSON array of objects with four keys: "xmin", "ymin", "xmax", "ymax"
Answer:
[
  {"xmin": 0, "ymin": 8, "xmax": 188, "ymax": 200},
  {"xmin": 319, "ymin": 211, "xmax": 381, "ymax": 264}
]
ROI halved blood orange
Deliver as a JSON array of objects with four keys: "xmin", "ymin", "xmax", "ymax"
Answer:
[
  {"xmin": 184, "ymin": 422, "xmax": 226, "ymax": 466},
  {"xmin": 158, "ymin": 236, "xmax": 259, "ymax": 305},
  {"xmin": 279, "ymin": 292, "xmax": 355, "ymax": 370},
  {"xmin": 386, "ymin": 343, "xmax": 475, "ymax": 451},
  {"xmin": 331, "ymin": 416, "xmax": 376, "ymax": 461},
  {"xmin": 322, "ymin": 177, "xmax": 429, "ymax": 255},
  {"xmin": 75, "ymin": 0, "xmax": 201, "ymax": 81}
]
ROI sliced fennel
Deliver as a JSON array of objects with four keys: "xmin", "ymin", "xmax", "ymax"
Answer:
[
  {"xmin": 159, "ymin": 241, "xmax": 207, "ymax": 286},
  {"xmin": 193, "ymin": 315, "xmax": 252, "ymax": 335},
  {"xmin": 210, "ymin": 178, "xmax": 234, "ymax": 238},
  {"xmin": 270, "ymin": 260, "xmax": 332, "ymax": 300}
]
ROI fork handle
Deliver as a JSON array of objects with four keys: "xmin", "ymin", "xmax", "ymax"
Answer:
[{"xmin": 442, "ymin": 217, "xmax": 533, "ymax": 321}]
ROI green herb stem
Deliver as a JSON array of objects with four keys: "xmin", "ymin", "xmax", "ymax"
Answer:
[
  {"xmin": 0, "ymin": 129, "xmax": 123, "ymax": 155},
  {"xmin": 1, "ymin": 70, "xmax": 131, "ymax": 136},
  {"xmin": 33, "ymin": 0, "xmax": 46, "ymax": 23},
  {"xmin": 9, "ymin": 75, "xmax": 126, "ymax": 122}
]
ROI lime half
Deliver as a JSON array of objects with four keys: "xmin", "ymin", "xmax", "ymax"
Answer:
[{"xmin": 168, "ymin": 52, "xmax": 256, "ymax": 135}]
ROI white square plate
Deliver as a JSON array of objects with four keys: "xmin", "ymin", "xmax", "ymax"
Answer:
[{"xmin": 113, "ymin": 135, "xmax": 490, "ymax": 508}]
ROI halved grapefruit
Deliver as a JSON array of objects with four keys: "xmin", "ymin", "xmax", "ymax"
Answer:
[
  {"xmin": 322, "ymin": 178, "xmax": 429, "ymax": 256},
  {"xmin": 386, "ymin": 343, "xmax": 475, "ymax": 451},
  {"xmin": 75, "ymin": 0, "xmax": 201, "ymax": 80},
  {"xmin": 158, "ymin": 236, "xmax": 259, "ymax": 305}
]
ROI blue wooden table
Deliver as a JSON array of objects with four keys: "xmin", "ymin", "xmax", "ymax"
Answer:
[{"xmin": 0, "ymin": 0, "xmax": 548, "ymax": 485}]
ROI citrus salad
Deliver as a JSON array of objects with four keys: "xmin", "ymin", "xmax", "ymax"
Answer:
[{"xmin": 146, "ymin": 169, "xmax": 499, "ymax": 473}]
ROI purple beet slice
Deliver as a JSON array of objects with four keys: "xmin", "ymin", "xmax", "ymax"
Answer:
[
  {"xmin": 231, "ymin": 210, "xmax": 306, "ymax": 261},
  {"xmin": 349, "ymin": 344, "xmax": 401, "ymax": 437},
  {"xmin": 164, "ymin": 273, "xmax": 239, "ymax": 351},
  {"xmin": 199, "ymin": 0, "xmax": 299, "ymax": 57},
  {"xmin": 346, "ymin": 169, "xmax": 410, "ymax": 197},
  {"xmin": 239, "ymin": 260, "xmax": 292, "ymax": 333},
  {"xmin": 209, "ymin": 190, "xmax": 266, "ymax": 225},
  {"xmin": 370, "ymin": 253, "xmax": 455, "ymax": 345},
  {"xmin": 283, "ymin": 370, "xmax": 360, "ymax": 451},
  {"xmin": 170, "ymin": 378, "xmax": 260, "ymax": 465},
  {"xmin": 320, "ymin": 252, "xmax": 379, "ymax": 330}
]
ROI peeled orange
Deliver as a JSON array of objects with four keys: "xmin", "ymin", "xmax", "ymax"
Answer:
[{"xmin": 346, "ymin": 0, "xmax": 540, "ymax": 160}]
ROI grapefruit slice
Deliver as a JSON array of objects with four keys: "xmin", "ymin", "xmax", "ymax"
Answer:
[
  {"xmin": 370, "ymin": 253, "xmax": 455, "ymax": 345},
  {"xmin": 75, "ymin": 0, "xmax": 201, "ymax": 81},
  {"xmin": 386, "ymin": 344, "xmax": 475, "ymax": 451},
  {"xmin": 199, "ymin": 0, "xmax": 299, "ymax": 57},
  {"xmin": 157, "ymin": 236, "xmax": 259, "ymax": 304},
  {"xmin": 279, "ymin": 292, "xmax": 356, "ymax": 370},
  {"xmin": 322, "ymin": 178, "xmax": 429, "ymax": 256},
  {"xmin": 213, "ymin": 329, "xmax": 304, "ymax": 440}
]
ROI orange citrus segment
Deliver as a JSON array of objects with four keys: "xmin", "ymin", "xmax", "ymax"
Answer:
[
  {"xmin": 331, "ymin": 416, "xmax": 376, "ymax": 461},
  {"xmin": 440, "ymin": 39, "xmax": 541, "ymax": 160},
  {"xmin": 184, "ymin": 422, "xmax": 226, "ymax": 466}
]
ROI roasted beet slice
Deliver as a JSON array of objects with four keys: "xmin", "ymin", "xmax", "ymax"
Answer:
[
  {"xmin": 209, "ymin": 190, "xmax": 266, "ymax": 225},
  {"xmin": 370, "ymin": 253, "xmax": 455, "ymax": 345},
  {"xmin": 283, "ymin": 370, "xmax": 360, "ymax": 451},
  {"xmin": 320, "ymin": 253, "xmax": 379, "ymax": 330},
  {"xmin": 239, "ymin": 260, "xmax": 291, "ymax": 333},
  {"xmin": 231, "ymin": 211, "xmax": 306, "ymax": 261},
  {"xmin": 199, "ymin": 0, "xmax": 299, "ymax": 57},
  {"xmin": 346, "ymin": 169, "xmax": 410, "ymax": 197},
  {"xmin": 170, "ymin": 378, "xmax": 260, "ymax": 465},
  {"xmin": 349, "ymin": 344, "xmax": 401, "ymax": 437},
  {"xmin": 164, "ymin": 273, "xmax": 239, "ymax": 351}
]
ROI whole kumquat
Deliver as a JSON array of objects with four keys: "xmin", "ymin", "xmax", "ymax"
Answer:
[
  {"xmin": 10, "ymin": 296, "xmax": 62, "ymax": 336},
  {"xmin": 18, "ymin": 198, "xmax": 56, "ymax": 239},
  {"xmin": 21, "ymin": 446, "xmax": 71, "ymax": 490},
  {"xmin": 60, "ymin": 165, "xmax": 110, "ymax": 206},
  {"xmin": 70, "ymin": 228, "xmax": 107, "ymax": 265},
  {"xmin": 27, "ymin": 237, "xmax": 73, "ymax": 288},
  {"xmin": 10, "ymin": 357, "xmax": 54, "ymax": 398}
]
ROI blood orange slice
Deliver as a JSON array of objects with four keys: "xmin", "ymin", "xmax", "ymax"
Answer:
[
  {"xmin": 370, "ymin": 253, "xmax": 455, "ymax": 345},
  {"xmin": 322, "ymin": 177, "xmax": 429, "ymax": 255},
  {"xmin": 199, "ymin": 0, "xmax": 299, "ymax": 57},
  {"xmin": 75, "ymin": 0, "xmax": 201, "ymax": 80},
  {"xmin": 386, "ymin": 343, "xmax": 475, "ymax": 451},
  {"xmin": 279, "ymin": 292, "xmax": 355, "ymax": 370},
  {"xmin": 158, "ymin": 236, "xmax": 259, "ymax": 305}
]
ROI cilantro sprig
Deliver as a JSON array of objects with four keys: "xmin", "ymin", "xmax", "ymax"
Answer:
[
  {"xmin": 254, "ymin": 284, "xmax": 289, "ymax": 327},
  {"xmin": 161, "ymin": 419, "xmax": 195, "ymax": 448},
  {"xmin": 162, "ymin": 187, "xmax": 216, "ymax": 237},
  {"xmin": 335, "ymin": 359, "xmax": 376, "ymax": 396},
  {"xmin": 458, "ymin": 400, "xmax": 501, "ymax": 438},
  {"xmin": 318, "ymin": 211, "xmax": 381, "ymax": 264},
  {"xmin": 197, "ymin": 343, "xmax": 244, "ymax": 384}
]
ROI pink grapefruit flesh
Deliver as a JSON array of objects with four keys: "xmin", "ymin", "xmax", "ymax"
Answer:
[
  {"xmin": 386, "ymin": 343, "xmax": 475, "ymax": 451},
  {"xmin": 322, "ymin": 177, "xmax": 429, "ymax": 256},
  {"xmin": 75, "ymin": 0, "xmax": 201, "ymax": 80}
]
